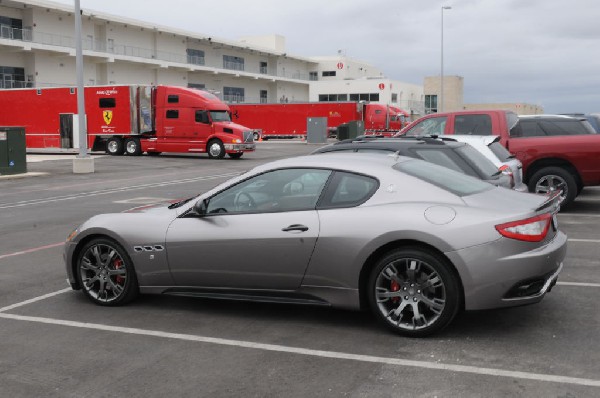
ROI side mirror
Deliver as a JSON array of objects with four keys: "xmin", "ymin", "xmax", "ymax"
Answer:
[{"xmin": 193, "ymin": 198, "xmax": 209, "ymax": 217}]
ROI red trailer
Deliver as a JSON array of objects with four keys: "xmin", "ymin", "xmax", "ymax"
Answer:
[
  {"xmin": 0, "ymin": 85, "xmax": 255, "ymax": 159},
  {"xmin": 228, "ymin": 102, "xmax": 407, "ymax": 140}
]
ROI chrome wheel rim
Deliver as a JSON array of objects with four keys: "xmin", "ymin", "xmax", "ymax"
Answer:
[
  {"xmin": 535, "ymin": 175, "xmax": 567, "ymax": 204},
  {"xmin": 80, "ymin": 243, "xmax": 128, "ymax": 303},
  {"xmin": 107, "ymin": 140, "xmax": 119, "ymax": 153},
  {"xmin": 375, "ymin": 258, "xmax": 446, "ymax": 331},
  {"xmin": 126, "ymin": 140, "xmax": 137, "ymax": 153},
  {"xmin": 209, "ymin": 142, "xmax": 222, "ymax": 157}
]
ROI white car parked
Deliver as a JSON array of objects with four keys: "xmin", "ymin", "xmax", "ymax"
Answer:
[{"xmin": 439, "ymin": 135, "xmax": 528, "ymax": 192}]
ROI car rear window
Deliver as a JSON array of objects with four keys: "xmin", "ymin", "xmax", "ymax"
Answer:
[
  {"xmin": 454, "ymin": 144, "xmax": 500, "ymax": 178},
  {"xmin": 393, "ymin": 160, "xmax": 493, "ymax": 197},
  {"xmin": 488, "ymin": 141, "xmax": 514, "ymax": 162}
]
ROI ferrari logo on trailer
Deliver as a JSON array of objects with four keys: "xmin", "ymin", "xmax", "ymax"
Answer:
[{"xmin": 103, "ymin": 110, "xmax": 113, "ymax": 125}]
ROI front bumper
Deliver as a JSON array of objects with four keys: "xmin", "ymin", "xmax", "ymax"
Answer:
[
  {"xmin": 225, "ymin": 143, "xmax": 255, "ymax": 152},
  {"xmin": 446, "ymin": 231, "xmax": 567, "ymax": 310}
]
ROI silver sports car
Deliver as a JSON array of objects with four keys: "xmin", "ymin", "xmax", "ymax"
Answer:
[{"xmin": 64, "ymin": 153, "xmax": 567, "ymax": 337}]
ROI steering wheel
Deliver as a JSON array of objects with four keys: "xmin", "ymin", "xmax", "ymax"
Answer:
[{"xmin": 233, "ymin": 192, "xmax": 256, "ymax": 211}]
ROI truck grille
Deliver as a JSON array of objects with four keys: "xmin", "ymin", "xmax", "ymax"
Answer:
[{"xmin": 243, "ymin": 130, "xmax": 254, "ymax": 143}]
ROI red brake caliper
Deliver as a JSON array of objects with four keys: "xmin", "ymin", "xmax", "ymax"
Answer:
[
  {"xmin": 113, "ymin": 259, "xmax": 124, "ymax": 284},
  {"xmin": 391, "ymin": 280, "xmax": 400, "ymax": 303}
]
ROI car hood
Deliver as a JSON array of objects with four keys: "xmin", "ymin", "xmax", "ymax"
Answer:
[{"xmin": 123, "ymin": 199, "xmax": 182, "ymax": 214}]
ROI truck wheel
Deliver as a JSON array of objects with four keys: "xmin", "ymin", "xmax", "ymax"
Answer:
[
  {"xmin": 228, "ymin": 153, "xmax": 243, "ymax": 159},
  {"xmin": 207, "ymin": 139, "xmax": 225, "ymax": 159},
  {"xmin": 124, "ymin": 138, "xmax": 142, "ymax": 156},
  {"xmin": 106, "ymin": 137, "xmax": 124, "ymax": 156},
  {"xmin": 528, "ymin": 166, "xmax": 577, "ymax": 208},
  {"xmin": 253, "ymin": 131, "xmax": 261, "ymax": 141}
]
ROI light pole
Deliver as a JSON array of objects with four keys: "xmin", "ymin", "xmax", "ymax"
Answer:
[{"xmin": 440, "ymin": 6, "xmax": 451, "ymax": 113}]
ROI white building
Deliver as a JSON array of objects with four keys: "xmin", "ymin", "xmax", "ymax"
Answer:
[{"xmin": 0, "ymin": 0, "xmax": 424, "ymax": 114}]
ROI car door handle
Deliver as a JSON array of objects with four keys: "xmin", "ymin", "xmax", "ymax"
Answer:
[{"xmin": 282, "ymin": 224, "xmax": 309, "ymax": 232}]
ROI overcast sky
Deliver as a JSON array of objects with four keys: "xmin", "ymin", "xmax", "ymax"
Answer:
[{"xmin": 52, "ymin": 0, "xmax": 600, "ymax": 113}]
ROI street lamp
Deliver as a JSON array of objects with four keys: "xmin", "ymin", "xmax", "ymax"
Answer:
[{"xmin": 440, "ymin": 5, "xmax": 451, "ymax": 113}]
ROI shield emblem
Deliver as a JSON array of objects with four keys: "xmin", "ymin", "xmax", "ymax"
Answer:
[{"xmin": 103, "ymin": 110, "xmax": 113, "ymax": 125}]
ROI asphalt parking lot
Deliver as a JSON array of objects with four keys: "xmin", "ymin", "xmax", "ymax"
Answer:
[{"xmin": 1, "ymin": 141, "xmax": 599, "ymax": 397}]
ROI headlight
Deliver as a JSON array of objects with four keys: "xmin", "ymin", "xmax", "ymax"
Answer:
[
  {"xmin": 66, "ymin": 227, "xmax": 79, "ymax": 242},
  {"xmin": 232, "ymin": 138, "xmax": 242, "ymax": 143}
]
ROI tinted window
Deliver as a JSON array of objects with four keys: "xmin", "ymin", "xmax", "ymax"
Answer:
[
  {"xmin": 413, "ymin": 149, "xmax": 467, "ymax": 174},
  {"xmin": 166, "ymin": 110, "xmax": 179, "ymax": 119},
  {"xmin": 206, "ymin": 168, "xmax": 332, "ymax": 214},
  {"xmin": 405, "ymin": 117, "xmax": 447, "ymax": 136},
  {"xmin": 167, "ymin": 95, "xmax": 179, "ymax": 103},
  {"xmin": 99, "ymin": 98, "xmax": 116, "ymax": 108},
  {"xmin": 454, "ymin": 114, "xmax": 492, "ymax": 135},
  {"xmin": 488, "ymin": 142, "xmax": 514, "ymax": 162},
  {"xmin": 394, "ymin": 160, "xmax": 493, "ymax": 197},
  {"xmin": 455, "ymin": 144, "xmax": 500, "ymax": 178},
  {"xmin": 512, "ymin": 120, "xmax": 543, "ymax": 137},
  {"xmin": 539, "ymin": 120, "xmax": 595, "ymax": 136},
  {"xmin": 320, "ymin": 172, "xmax": 378, "ymax": 208}
]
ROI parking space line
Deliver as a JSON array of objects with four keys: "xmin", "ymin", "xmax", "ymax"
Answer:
[
  {"xmin": 557, "ymin": 282, "xmax": 600, "ymax": 288},
  {"xmin": 0, "ymin": 288, "xmax": 599, "ymax": 387},
  {"xmin": 0, "ymin": 242, "xmax": 63, "ymax": 261},
  {"xmin": 567, "ymin": 239, "xmax": 600, "ymax": 243},
  {"xmin": 0, "ymin": 311, "xmax": 599, "ymax": 387}
]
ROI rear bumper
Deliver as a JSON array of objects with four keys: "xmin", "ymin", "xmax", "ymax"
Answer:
[{"xmin": 447, "ymin": 231, "xmax": 567, "ymax": 310}]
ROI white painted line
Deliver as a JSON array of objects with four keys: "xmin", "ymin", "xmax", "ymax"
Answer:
[
  {"xmin": 558, "ymin": 213, "xmax": 600, "ymax": 218},
  {"xmin": 0, "ymin": 311, "xmax": 598, "ymax": 387},
  {"xmin": 567, "ymin": 239, "xmax": 600, "ymax": 243},
  {"xmin": 0, "ymin": 288, "xmax": 71, "ymax": 313},
  {"xmin": 0, "ymin": 242, "xmax": 64, "ymax": 261},
  {"xmin": 0, "ymin": 172, "xmax": 239, "ymax": 210},
  {"xmin": 557, "ymin": 282, "xmax": 600, "ymax": 288}
]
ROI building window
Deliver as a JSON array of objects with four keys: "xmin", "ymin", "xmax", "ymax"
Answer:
[
  {"xmin": 425, "ymin": 95, "xmax": 438, "ymax": 114},
  {"xmin": 349, "ymin": 93, "xmax": 379, "ymax": 102},
  {"xmin": 260, "ymin": 61, "xmax": 267, "ymax": 74},
  {"xmin": 0, "ymin": 66, "xmax": 25, "ymax": 88},
  {"xmin": 318, "ymin": 94, "xmax": 348, "ymax": 102},
  {"xmin": 260, "ymin": 90, "xmax": 268, "ymax": 103},
  {"xmin": 391, "ymin": 93, "xmax": 398, "ymax": 103},
  {"xmin": 223, "ymin": 55, "xmax": 245, "ymax": 71},
  {"xmin": 309, "ymin": 71, "xmax": 318, "ymax": 81},
  {"xmin": 224, "ymin": 86, "xmax": 245, "ymax": 103},
  {"xmin": 322, "ymin": 71, "xmax": 336, "ymax": 77},
  {"xmin": 166, "ymin": 110, "xmax": 179, "ymax": 119},
  {"xmin": 187, "ymin": 49, "xmax": 205, "ymax": 65},
  {"xmin": 0, "ymin": 16, "xmax": 23, "ymax": 40}
]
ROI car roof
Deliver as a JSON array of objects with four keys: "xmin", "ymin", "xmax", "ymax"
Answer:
[{"xmin": 317, "ymin": 137, "xmax": 467, "ymax": 151}]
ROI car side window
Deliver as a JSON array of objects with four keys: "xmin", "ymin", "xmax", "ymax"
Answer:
[
  {"xmin": 205, "ymin": 168, "xmax": 332, "ymax": 214},
  {"xmin": 454, "ymin": 115, "xmax": 492, "ymax": 135},
  {"xmin": 516, "ymin": 120, "xmax": 544, "ymax": 137},
  {"xmin": 319, "ymin": 172, "xmax": 378, "ymax": 209},
  {"xmin": 413, "ymin": 148, "xmax": 475, "ymax": 176},
  {"xmin": 405, "ymin": 117, "xmax": 447, "ymax": 136}
]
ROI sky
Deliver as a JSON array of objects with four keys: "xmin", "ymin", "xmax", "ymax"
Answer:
[{"xmin": 51, "ymin": 0, "xmax": 600, "ymax": 113}]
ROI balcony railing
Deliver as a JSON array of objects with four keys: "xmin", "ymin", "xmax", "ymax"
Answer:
[{"xmin": 0, "ymin": 24, "xmax": 311, "ymax": 81}]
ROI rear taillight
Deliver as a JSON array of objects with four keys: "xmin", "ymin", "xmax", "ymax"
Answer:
[
  {"xmin": 499, "ymin": 165, "xmax": 515, "ymax": 188},
  {"xmin": 495, "ymin": 213, "xmax": 553, "ymax": 242}
]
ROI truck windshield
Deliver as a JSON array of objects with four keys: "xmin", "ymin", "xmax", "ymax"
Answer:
[{"xmin": 210, "ymin": 111, "xmax": 231, "ymax": 122}]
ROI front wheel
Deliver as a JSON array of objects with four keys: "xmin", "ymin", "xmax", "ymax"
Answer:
[
  {"xmin": 367, "ymin": 248, "xmax": 460, "ymax": 337},
  {"xmin": 207, "ymin": 139, "xmax": 225, "ymax": 159},
  {"xmin": 528, "ymin": 166, "xmax": 577, "ymax": 209},
  {"xmin": 76, "ymin": 238, "xmax": 139, "ymax": 306},
  {"xmin": 106, "ymin": 137, "xmax": 124, "ymax": 156}
]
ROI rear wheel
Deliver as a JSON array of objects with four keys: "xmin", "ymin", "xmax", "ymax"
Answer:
[
  {"xmin": 124, "ymin": 137, "xmax": 142, "ymax": 156},
  {"xmin": 207, "ymin": 139, "xmax": 225, "ymax": 159},
  {"xmin": 106, "ymin": 137, "xmax": 124, "ymax": 156},
  {"xmin": 367, "ymin": 248, "xmax": 460, "ymax": 337},
  {"xmin": 228, "ymin": 152, "xmax": 243, "ymax": 159},
  {"xmin": 528, "ymin": 166, "xmax": 577, "ymax": 208},
  {"xmin": 76, "ymin": 238, "xmax": 139, "ymax": 306}
]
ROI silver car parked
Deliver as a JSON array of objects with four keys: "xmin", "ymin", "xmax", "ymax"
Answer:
[{"xmin": 64, "ymin": 153, "xmax": 567, "ymax": 337}]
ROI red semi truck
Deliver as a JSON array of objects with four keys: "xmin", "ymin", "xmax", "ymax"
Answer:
[
  {"xmin": 0, "ymin": 85, "xmax": 255, "ymax": 159},
  {"xmin": 228, "ymin": 102, "xmax": 408, "ymax": 140}
]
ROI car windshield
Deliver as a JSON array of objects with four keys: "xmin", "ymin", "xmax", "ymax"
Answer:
[
  {"xmin": 488, "ymin": 141, "xmax": 515, "ymax": 162},
  {"xmin": 394, "ymin": 159, "xmax": 493, "ymax": 197},
  {"xmin": 210, "ymin": 110, "xmax": 231, "ymax": 122}
]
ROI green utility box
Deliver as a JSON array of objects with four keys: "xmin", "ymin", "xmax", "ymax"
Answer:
[
  {"xmin": 0, "ymin": 126, "xmax": 27, "ymax": 175},
  {"xmin": 336, "ymin": 120, "xmax": 365, "ymax": 141}
]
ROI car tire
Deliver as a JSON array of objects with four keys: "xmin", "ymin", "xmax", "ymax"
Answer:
[
  {"xmin": 367, "ymin": 248, "xmax": 460, "ymax": 337},
  {"xmin": 228, "ymin": 152, "xmax": 243, "ymax": 159},
  {"xmin": 207, "ymin": 139, "xmax": 225, "ymax": 159},
  {"xmin": 106, "ymin": 137, "xmax": 124, "ymax": 156},
  {"xmin": 528, "ymin": 166, "xmax": 577, "ymax": 209},
  {"xmin": 124, "ymin": 137, "xmax": 142, "ymax": 156},
  {"xmin": 76, "ymin": 238, "xmax": 139, "ymax": 306}
]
